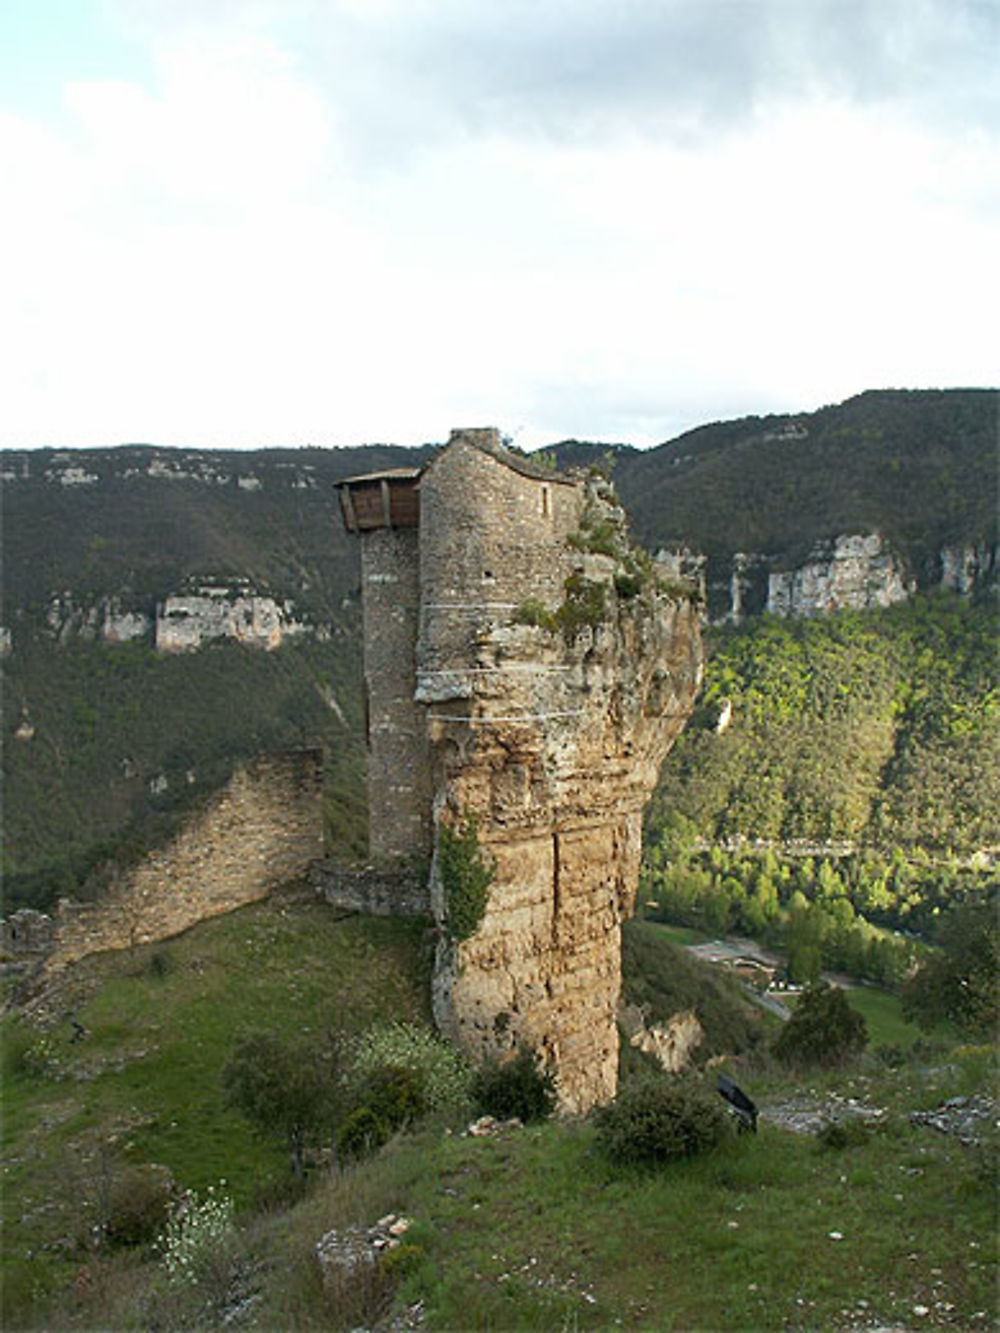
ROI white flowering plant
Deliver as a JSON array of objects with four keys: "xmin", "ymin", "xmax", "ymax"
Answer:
[
  {"xmin": 159, "ymin": 1182, "xmax": 234, "ymax": 1285},
  {"xmin": 349, "ymin": 1023, "xmax": 470, "ymax": 1111}
]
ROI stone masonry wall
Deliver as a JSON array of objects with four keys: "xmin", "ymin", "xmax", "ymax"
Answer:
[
  {"xmin": 361, "ymin": 527, "xmax": 432, "ymax": 861},
  {"xmin": 416, "ymin": 434, "xmax": 581, "ymax": 685},
  {"xmin": 311, "ymin": 863, "xmax": 430, "ymax": 917},
  {"xmin": 39, "ymin": 750, "xmax": 323, "ymax": 974}
]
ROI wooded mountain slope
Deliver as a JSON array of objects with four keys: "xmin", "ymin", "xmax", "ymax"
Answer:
[
  {"xmin": 650, "ymin": 593, "xmax": 999, "ymax": 855},
  {"xmin": 2, "ymin": 390, "xmax": 996, "ymax": 911},
  {"xmin": 613, "ymin": 388, "xmax": 997, "ymax": 575}
]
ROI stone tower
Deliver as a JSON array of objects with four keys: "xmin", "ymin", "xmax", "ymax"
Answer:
[
  {"xmin": 336, "ymin": 466, "xmax": 431, "ymax": 861},
  {"xmin": 338, "ymin": 429, "xmax": 703, "ymax": 1111}
]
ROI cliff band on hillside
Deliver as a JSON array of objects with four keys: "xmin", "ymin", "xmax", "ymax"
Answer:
[{"xmin": 338, "ymin": 429, "xmax": 703, "ymax": 1112}]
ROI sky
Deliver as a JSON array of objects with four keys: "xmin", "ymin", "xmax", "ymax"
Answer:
[{"xmin": 1, "ymin": 0, "xmax": 997, "ymax": 452}]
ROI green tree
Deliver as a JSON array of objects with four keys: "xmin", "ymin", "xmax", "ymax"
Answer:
[
  {"xmin": 785, "ymin": 897, "xmax": 824, "ymax": 984},
  {"xmin": 902, "ymin": 900, "xmax": 999, "ymax": 1036},
  {"xmin": 222, "ymin": 1030, "xmax": 344, "ymax": 1177},
  {"xmin": 773, "ymin": 983, "xmax": 867, "ymax": 1068}
]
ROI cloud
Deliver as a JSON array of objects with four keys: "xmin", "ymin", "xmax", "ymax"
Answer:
[
  {"xmin": 105, "ymin": 0, "xmax": 1000, "ymax": 164},
  {"xmin": 1, "ymin": 1, "xmax": 996, "ymax": 450},
  {"xmin": 281, "ymin": 0, "xmax": 1000, "ymax": 159}
]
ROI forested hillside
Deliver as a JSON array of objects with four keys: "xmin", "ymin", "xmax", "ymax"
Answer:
[
  {"xmin": 649, "ymin": 594, "xmax": 999, "ymax": 853},
  {"xmin": 613, "ymin": 388, "xmax": 997, "ymax": 576},
  {"xmin": 2, "ymin": 390, "xmax": 996, "ymax": 916},
  {"xmin": 642, "ymin": 593, "xmax": 999, "ymax": 985}
]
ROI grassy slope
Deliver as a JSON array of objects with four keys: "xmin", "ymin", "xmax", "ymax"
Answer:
[
  {"xmin": 1, "ymin": 891, "xmax": 432, "ymax": 1310},
  {"xmin": 4, "ymin": 898, "xmax": 994, "ymax": 1331},
  {"xmin": 299, "ymin": 1062, "xmax": 995, "ymax": 1333}
]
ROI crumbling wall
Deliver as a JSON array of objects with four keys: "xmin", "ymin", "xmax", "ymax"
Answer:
[{"xmin": 26, "ymin": 750, "xmax": 324, "ymax": 974}]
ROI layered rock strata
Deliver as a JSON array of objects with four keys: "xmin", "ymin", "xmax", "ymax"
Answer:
[
  {"xmin": 424, "ymin": 569, "xmax": 701, "ymax": 1111},
  {"xmin": 341, "ymin": 430, "xmax": 703, "ymax": 1112}
]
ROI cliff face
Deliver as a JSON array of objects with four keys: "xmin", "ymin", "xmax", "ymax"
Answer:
[
  {"xmin": 156, "ymin": 587, "xmax": 308, "ymax": 653},
  {"xmin": 766, "ymin": 533, "xmax": 912, "ymax": 618},
  {"xmin": 657, "ymin": 532, "xmax": 997, "ymax": 624},
  {"xmin": 409, "ymin": 438, "xmax": 703, "ymax": 1112}
]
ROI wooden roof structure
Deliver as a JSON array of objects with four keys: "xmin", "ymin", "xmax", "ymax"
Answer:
[
  {"xmin": 336, "ymin": 429, "xmax": 577, "ymax": 535},
  {"xmin": 336, "ymin": 467, "xmax": 422, "ymax": 532}
]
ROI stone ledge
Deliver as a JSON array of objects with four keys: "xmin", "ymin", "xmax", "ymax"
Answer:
[{"xmin": 310, "ymin": 862, "xmax": 430, "ymax": 917}]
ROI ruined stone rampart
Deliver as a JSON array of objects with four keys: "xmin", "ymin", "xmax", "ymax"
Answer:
[
  {"xmin": 311, "ymin": 863, "xmax": 430, "ymax": 917},
  {"xmin": 2, "ymin": 750, "xmax": 324, "ymax": 977}
]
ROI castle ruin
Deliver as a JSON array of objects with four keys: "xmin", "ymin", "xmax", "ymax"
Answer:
[{"xmin": 338, "ymin": 429, "xmax": 703, "ymax": 1111}]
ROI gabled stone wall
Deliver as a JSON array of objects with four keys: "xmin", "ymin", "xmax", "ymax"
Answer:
[{"xmin": 416, "ymin": 434, "xmax": 581, "ymax": 681}]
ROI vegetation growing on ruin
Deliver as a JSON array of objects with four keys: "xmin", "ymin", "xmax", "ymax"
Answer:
[
  {"xmin": 438, "ymin": 816, "xmax": 494, "ymax": 942},
  {"xmin": 511, "ymin": 597, "xmax": 555, "ymax": 628},
  {"xmin": 554, "ymin": 571, "xmax": 608, "ymax": 632},
  {"xmin": 511, "ymin": 574, "xmax": 610, "ymax": 634},
  {"xmin": 566, "ymin": 517, "xmax": 622, "ymax": 559}
]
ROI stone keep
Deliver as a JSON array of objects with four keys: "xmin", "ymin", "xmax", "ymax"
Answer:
[{"xmin": 338, "ymin": 430, "xmax": 703, "ymax": 1111}]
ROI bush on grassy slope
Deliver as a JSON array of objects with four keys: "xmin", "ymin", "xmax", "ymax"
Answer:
[
  {"xmin": 773, "ymin": 982, "xmax": 867, "ymax": 1068},
  {"xmin": 593, "ymin": 1073, "xmax": 731, "ymax": 1166}
]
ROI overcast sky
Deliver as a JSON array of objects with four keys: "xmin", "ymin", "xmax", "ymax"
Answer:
[{"xmin": 1, "ymin": 0, "xmax": 997, "ymax": 452}]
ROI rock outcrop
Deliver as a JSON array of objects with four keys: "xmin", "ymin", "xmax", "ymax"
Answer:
[
  {"xmin": 339, "ymin": 431, "xmax": 703, "ymax": 1112},
  {"xmin": 658, "ymin": 532, "xmax": 928, "ymax": 623},
  {"xmin": 618, "ymin": 1003, "xmax": 704, "ymax": 1073},
  {"xmin": 767, "ymin": 533, "xmax": 912, "ymax": 617},
  {"xmin": 36, "ymin": 584, "xmax": 312, "ymax": 653},
  {"xmin": 155, "ymin": 586, "xmax": 307, "ymax": 653}
]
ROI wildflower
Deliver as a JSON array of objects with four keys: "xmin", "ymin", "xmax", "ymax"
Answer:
[{"xmin": 159, "ymin": 1183, "xmax": 234, "ymax": 1284}]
